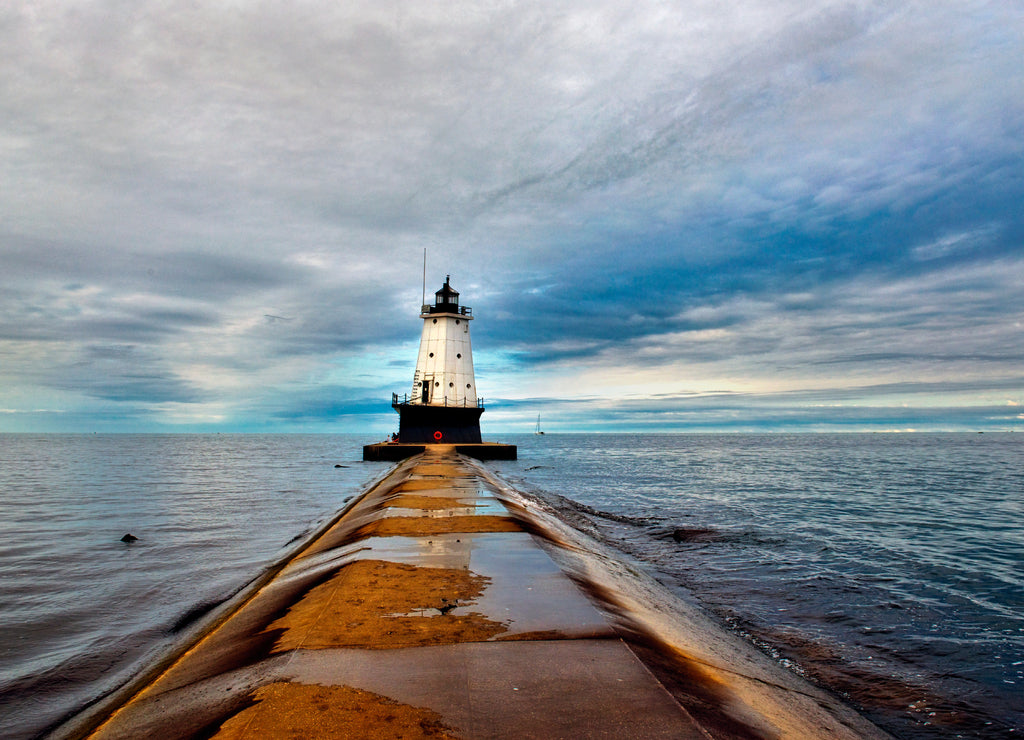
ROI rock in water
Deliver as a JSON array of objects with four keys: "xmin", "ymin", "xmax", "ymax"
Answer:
[{"xmin": 121, "ymin": 533, "xmax": 138, "ymax": 543}]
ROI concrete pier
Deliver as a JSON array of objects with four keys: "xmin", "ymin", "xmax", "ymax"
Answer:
[{"xmin": 61, "ymin": 450, "xmax": 888, "ymax": 739}]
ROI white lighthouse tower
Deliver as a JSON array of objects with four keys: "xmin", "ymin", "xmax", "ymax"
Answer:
[
  {"xmin": 392, "ymin": 276, "xmax": 485, "ymax": 443},
  {"xmin": 410, "ymin": 276, "xmax": 478, "ymax": 408}
]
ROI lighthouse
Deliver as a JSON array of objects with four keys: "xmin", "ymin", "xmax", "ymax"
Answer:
[
  {"xmin": 364, "ymin": 275, "xmax": 515, "ymax": 460},
  {"xmin": 395, "ymin": 276, "xmax": 483, "ymax": 443}
]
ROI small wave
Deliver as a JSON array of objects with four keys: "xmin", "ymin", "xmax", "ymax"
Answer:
[
  {"xmin": 168, "ymin": 598, "xmax": 226, "ymax": 634},
  {"xmin": 501, "ymin": 483, "xmax": 653, "ymax": 541},
  {"xmin": 560, "ymin": 498, "xmax": 656, "ymax": 526}
]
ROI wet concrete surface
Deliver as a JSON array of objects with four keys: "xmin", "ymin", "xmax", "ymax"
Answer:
[{"xmin": 58, "ymin": 448, "xmax": 889, "ymax": 739}]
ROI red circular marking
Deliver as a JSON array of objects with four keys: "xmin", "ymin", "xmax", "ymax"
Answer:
[{"xmin": 433, "ymin": 431, "xmax": 443, "ymax": 440}]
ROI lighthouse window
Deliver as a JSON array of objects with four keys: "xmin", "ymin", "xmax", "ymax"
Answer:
[
  {"xmin": 428, "ymin": 352, "xmax": 434, "ymax": 358},
  {"xmin": 432, "ymin": 318, "xmax": 437, "ymax": 324},
  {"xmin": 449, "ymin": 382, "xmax": 454, "ymax": 388},
  {"xmin": 456, "ymin": 353, "xmax": 461, "ymax": 359},
  {"xmin": 455, "ymin": 319, "xmax": 460, "ymax": 325},
  {"xmin": 466, "ymin": 383, "xmax": 471, "ymax": 388},
  {"xmin": 435, "ymin": 381, "xmax": 440, "ymax": 386}
]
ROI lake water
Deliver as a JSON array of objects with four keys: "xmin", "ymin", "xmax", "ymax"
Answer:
[{"xmin": 0, "ymin": 433, "xmax": 1021, "ymax": 738}]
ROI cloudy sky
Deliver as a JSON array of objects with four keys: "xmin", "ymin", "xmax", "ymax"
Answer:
[{"xmin": 2, "ymin": 1, "xmax": 1022, "ymax": 433}]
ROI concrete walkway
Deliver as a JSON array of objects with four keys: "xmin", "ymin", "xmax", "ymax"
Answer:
[{"xmin": 66, "ymin": 448, "xmax": 888, "ymax": 739}]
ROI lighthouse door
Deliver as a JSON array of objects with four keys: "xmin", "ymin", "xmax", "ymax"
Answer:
[{"xmin": 420, "ymin": 378, "xmax": 431, "ymax": 404}]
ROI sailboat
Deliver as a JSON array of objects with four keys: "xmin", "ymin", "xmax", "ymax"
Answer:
[{"xmin": 535, "ymin": 414, "xmax": 545, "ymax": 435}]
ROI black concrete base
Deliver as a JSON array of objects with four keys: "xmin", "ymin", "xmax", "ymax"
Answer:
[
  {"xmin": 363, "ymin": 443, "xmax": 517, "ymax": 461},
  {"xmin": 395, "ymin": 403, "xmax": 483, "ymax": 444}
]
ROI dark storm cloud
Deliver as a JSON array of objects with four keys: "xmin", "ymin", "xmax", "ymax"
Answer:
[
  {"xmin": 36, "ymin": 342, "xmax": 208, "ymax": 405},
  {"xmin": 54, "ymin": 370, "xmax": 206, "ymax": 404},
  {"xmin": 487, "ymin": 212, "xmax": 1024, "ymax": 372}
]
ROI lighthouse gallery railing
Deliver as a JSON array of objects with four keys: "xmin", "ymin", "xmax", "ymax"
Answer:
[{"xmin": 392, "ymin": 392, "xmax": 484, "ymax": 409}]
